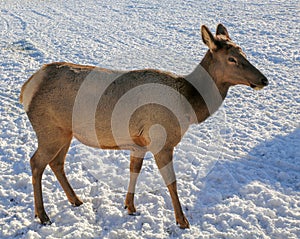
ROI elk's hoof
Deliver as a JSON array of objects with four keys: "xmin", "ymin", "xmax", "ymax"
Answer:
[
  {"xmin": 71, "ymin": 198, "xmax": 83, "ymax": 207},
  {"xmin": 37, "ymin": 213, "xmax": 52, "ymax": 225},
  {"xmin": 128, "ymin": 211, "xmax": 141, "ymax": 216},
  {"xmin": 42, "ymin": 219, "xmax": 52, "ymax": 226},
  {"xmin": 124, "ymin": 204, "xmax": 138, "ymax": 215},
  {"xmin": 177, "ymin": 216, "xmax": 190, "ymax": 229}
]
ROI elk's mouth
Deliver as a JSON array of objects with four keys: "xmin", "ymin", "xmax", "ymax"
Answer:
[
  {"xmin": 249, "ymin": 82, "xmax": 264, "ymax": 91},
  {"xmin": 248, "ymin": 77, "xmax": 268, "ymax": 90}
]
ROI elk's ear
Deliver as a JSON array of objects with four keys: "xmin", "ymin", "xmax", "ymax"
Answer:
[
  {"xmin": 216, "ymin": 24, "xmax": 230, "ymax": 39},
  {"xmin": 201, "ymin": 25, "xmax": 217, "ymax": 51}
]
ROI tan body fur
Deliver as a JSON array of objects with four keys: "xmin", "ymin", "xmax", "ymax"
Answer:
[{"xmin": 20, "ymin": 24, "xmax": 268, "ymax": 228}]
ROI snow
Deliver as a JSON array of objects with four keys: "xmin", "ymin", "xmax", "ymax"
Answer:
[{"xmin": 0, "ymin": 0, "xmax": 299, "ymax": 238}]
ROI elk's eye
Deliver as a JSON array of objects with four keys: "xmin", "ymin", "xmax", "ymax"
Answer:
[{"xmin": 228, "ymin": 57, "xmax": 237, "ymax": 63}]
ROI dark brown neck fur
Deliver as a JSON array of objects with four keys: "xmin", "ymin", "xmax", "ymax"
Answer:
[
  {"xmin": 200, "ymin": 50, "xmax": 230, "ymax": 99},
  {"xmin": 183, "ymin": 50, "xmax": 231, "ymax": 124}
]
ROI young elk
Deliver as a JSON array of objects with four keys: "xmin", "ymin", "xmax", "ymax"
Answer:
[{"xmin": 20, "ymin": 24, "xmax": 268, "ymax": 229}]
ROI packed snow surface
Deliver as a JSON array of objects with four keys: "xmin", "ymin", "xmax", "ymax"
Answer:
[{"xmin": 0, "ymin": 0, "xmax": 299, "ymax": 238}]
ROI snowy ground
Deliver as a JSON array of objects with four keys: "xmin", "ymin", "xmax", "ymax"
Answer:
[{"xmin": 0, "ymin": 0, "xmax": 299, "ymax": 238}]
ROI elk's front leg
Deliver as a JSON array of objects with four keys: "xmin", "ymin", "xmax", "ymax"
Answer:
[
  {"xmin": 154, "ymin": 148, "xmax": 190, "ymax": 229},
  {"xmin": 125, "ymin": 151, "xmax": 145, "ymax": 215}
]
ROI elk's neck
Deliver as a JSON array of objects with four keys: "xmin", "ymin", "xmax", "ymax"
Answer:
[
  {"xmin": 200, "ymin": 50, "xmax": 230, "ymax": 99},
  {"xmin": 199, "ymin": 51, "xmax": 213, "ymax": 74},
  {"xmin": 184, "ymin": 51, "xmax": 230, "ymax": 124}
]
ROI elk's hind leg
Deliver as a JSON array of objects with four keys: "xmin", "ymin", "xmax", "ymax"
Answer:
[
  {"xmin": 31, "ymin": 137, "xmax": 70, "ymax": 225},
  {"xmin": 49, "ymin": 139, "xmax": 83, "ymax": 207},
  {"xmin": 125, "ymin": 151, "xmax": 145, "ymax": 215},
  {"xmin": 30, "ymin": 149, "xmax": 51, "ymax": 225}
]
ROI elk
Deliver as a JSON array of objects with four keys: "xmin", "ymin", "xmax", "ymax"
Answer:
[{"xmin": 20, "ymin": 24, "xmax": 268, "ymax": 229}]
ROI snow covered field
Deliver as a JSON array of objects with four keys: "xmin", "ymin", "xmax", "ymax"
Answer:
[{"xmin": 0, "ymin": 0, "xmax": 299, "ymax": 238}]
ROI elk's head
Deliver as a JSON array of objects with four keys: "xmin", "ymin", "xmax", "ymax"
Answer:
[{"xmin": 201, "ymin": 24, "xmax": 268, "ymax": 90}]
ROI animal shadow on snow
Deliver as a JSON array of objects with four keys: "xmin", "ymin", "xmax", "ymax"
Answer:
[{"xmin": 194, "ymin": 127, "xmax": 299, "ymax": 211}]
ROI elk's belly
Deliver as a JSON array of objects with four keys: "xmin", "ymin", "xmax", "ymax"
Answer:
[{"xmin": 72, "ymin": 124, "xmax": 148, "ymax": 151}]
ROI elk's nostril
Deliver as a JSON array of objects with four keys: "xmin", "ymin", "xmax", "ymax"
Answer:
[{"xmin": 261, "ymin": 78, "xmax": 269, "ymax": 86}]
